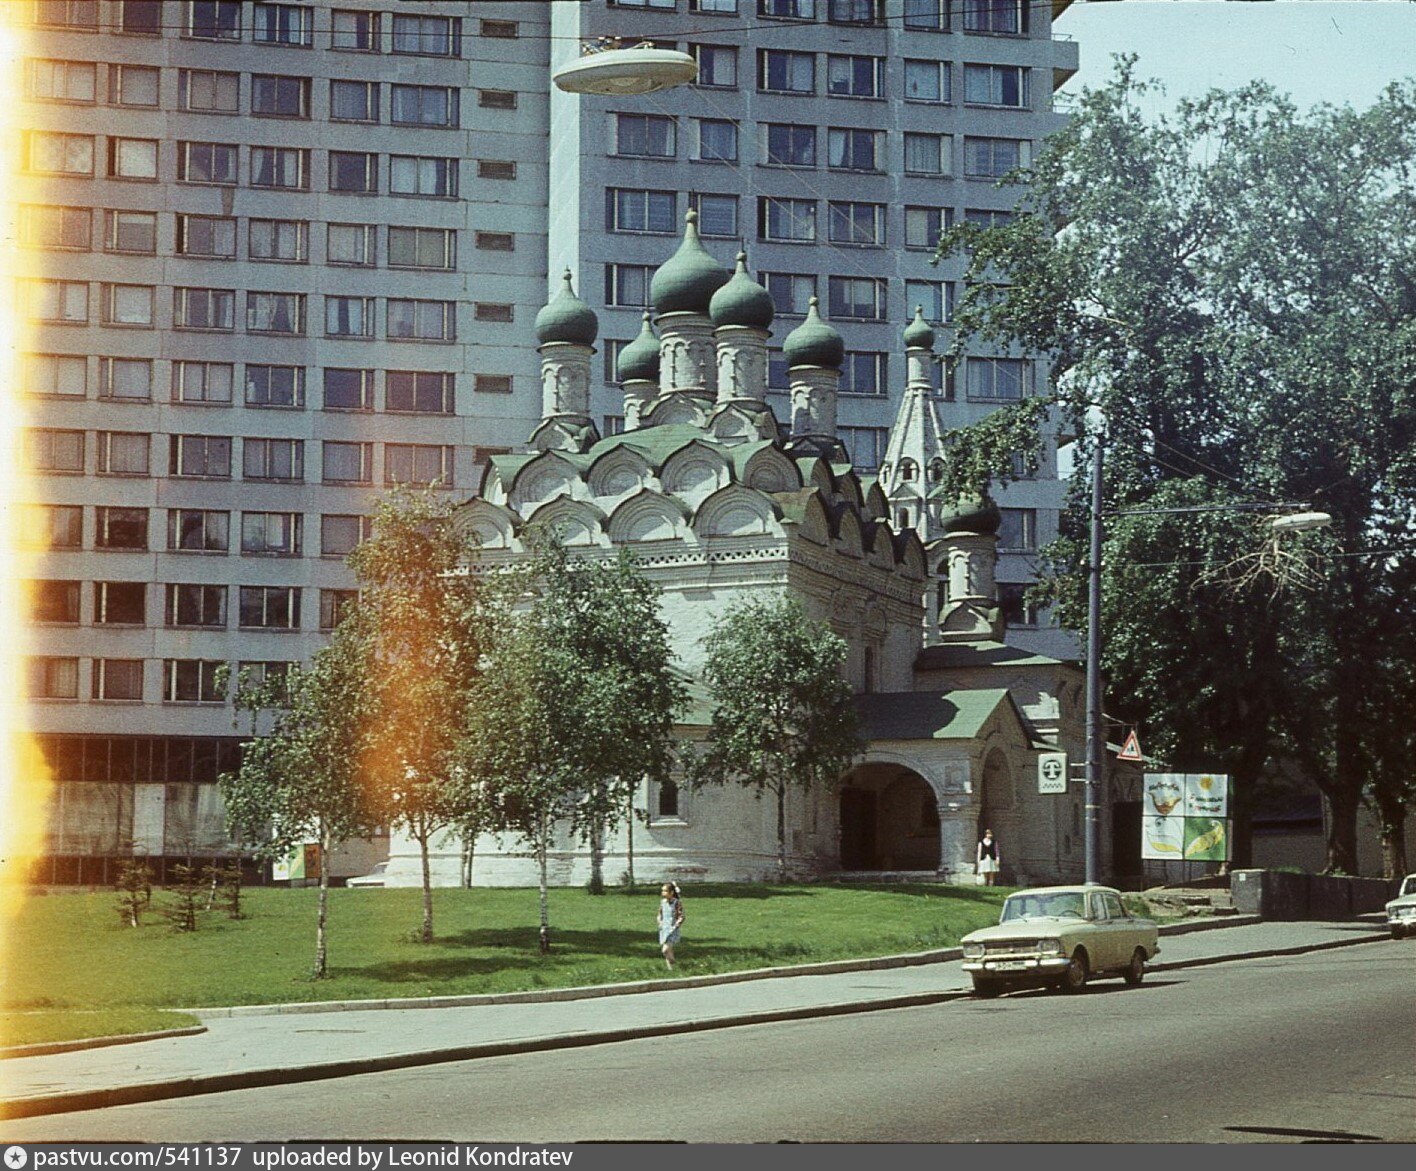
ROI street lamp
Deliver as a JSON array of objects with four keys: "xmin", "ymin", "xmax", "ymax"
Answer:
[{"xmin": 1081, "ymin": 430, "xmax": 1331, "ymax": 884}]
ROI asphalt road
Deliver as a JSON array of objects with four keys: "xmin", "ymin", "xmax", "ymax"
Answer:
[{"xmin": 5, "ymin": 942, "xmax": 1413, "ymax": 1143}]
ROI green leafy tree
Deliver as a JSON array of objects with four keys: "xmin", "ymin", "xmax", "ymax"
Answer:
[
  {"xmin": 937, "ymin": 62, "xmax": 1416, "ymax": 873},
  {"xmin": 695, "ymin": 597, "xmax": 863, "ymax": 881},
  {"xmin": 220, "ymin": 622, "xmax": 383, "ymax": 978}
]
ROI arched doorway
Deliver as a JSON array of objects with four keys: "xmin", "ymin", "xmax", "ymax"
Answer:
[{"xmin": 839, "ymin": 762, "xmax": 939, "ymax": 871}]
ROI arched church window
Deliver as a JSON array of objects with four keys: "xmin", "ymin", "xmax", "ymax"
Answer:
[
  {"xmin": 900, "ymin": 460, "xmax": 918, "ymax": 482},
  {"xmin": 658, "ymin": 779, "xmax": 679, "ymax": 819},
  {"xmin": 897, "ymin": 508, "xmax": 910, "ymax": 528},
  {"xmin": 929, "ymin": 460, "xmax": 944, "ymax": 483}
]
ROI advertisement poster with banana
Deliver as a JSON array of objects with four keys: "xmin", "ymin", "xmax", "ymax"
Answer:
[{"xmin": 1141, "ymin": 773, "xmax": 1231, "ymax": 862}]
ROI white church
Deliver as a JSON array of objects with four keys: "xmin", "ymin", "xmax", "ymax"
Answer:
[{"xmin": 385, "ymin": 212, "xmax": 1120, "ymax": 889}]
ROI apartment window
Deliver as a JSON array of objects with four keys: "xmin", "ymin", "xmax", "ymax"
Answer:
[
  {"xmin": 764, "ymin": 124, "xmax": 815, "ymax": 167},
  {"xmin": 476, "ymin": 375, "xmax": 513, "ymax": 396},
  {"xmin": 905, "ymin": 132, "xmax": 951, "ymax": 176},
  {"xmin": 906, "ymin": 279, "xmax": 952, "ymax": 324},
  {"xmin": 34, "ymin": 1, "xmax": 98, "ymax": 29},
  {"xmin": 482, "ymin": 19, "xmax": 518, "ymax": 38},
  {"xmin": 251, "ymin": 146, "xmax": 309, "ymax": 190},
  {"xmin": 476, "ymin": 231, "xmax": 514, "ymax": 252},
  {"xmin": 95, "ymin": 507, "xmax": 147, "ymax": 550},
  {"xmin": 246, "ymin": 218, "xmax": 307, "ymax": 263},
  {"xmin": 245, "ymin": 365, "xmax": 304, "ymax": 408},
  {"xmin": 904, "ymin": 0, "xmax": 949, "ymax": 30},
  {"xmin": 388, "ymin": 299, "xmax": 455, "ymax": 341},
  {"xmin": 478, "ymin": 159, "xmax": 516, "ymax": 181},
  {"xmin": 905, "ymin": 59, "xmax": 949, "ymax": 103},
  {"xmin": 98, "ymin": 356, "xmax": 152, "ymax": 400},
  {"xmin": 906, "ymin": 206, "xmax": 952, "ymax": 251},
  {"xmin": 330, "ymin": 80, "xmax": 378, "ymax": 122},
  {"xmin": 696, "ymin": 119, "xmax": 738, "ymax": 162},
  {"xmin": 766, "ymin": 350, "xmax": 789, "ymax": 390},
  {"xmin": 251, "ymin": 74, "xmax": 310, "ymax": 118},
  {"xmin": 840, "ymin": 426, "xmax": 887, "ymax": 471},
  {"xmin": 320, "ymin": 514, "xmax": 372, "ymax": 557},
  {"xmin": 962, "ymin": 0, "xmax": 1026, "ymax": 35},
  {"xmin": 24, "ymin": 353, "xmax": 87, "ymax": 397},
  {"xmin": 177, "ymin": 69, "xmax": 239, "ymax": 113},
  {"xmin": 827, "ymin": 127, "xmax": 881, "ymax": 171},
  {"xmin": 966, "ymin": 62, "xmax": 1029, "ymax": 108},
  {"xmin": 166, "ymin": 583, "xmax": 227, "ymax": 626},
  {"xmin": 241, "ymin": 511, "xmax": 302, "ymax": 556},
  {"xmin": 20, "ymin": 504, "xmax": 83, "ymax": 550},
  {"xmin": 603, "ymin": 340, "xmax": 628, "ymax": 384},
  {"xmin": 615, "ymin": 113, "xmax": 676, "ymax": 159},
  {"xmin": 840, "ymin": 352, "xmax": 888, "ymax": 396},
  {"xmin": 24, "ymin": 131, "xmax": 93, "ymax": 175},
  {"xmin": 246, "ymin": 292, "xmax": 305, "ymax": 335},
  {"xmin": 388, "ymin": 226, "xmax": 456, "ymax": 270},
  {"xmin": 239, "ymin": 586, "xmax": 301, "ymax": 630},
  {"xmin": 759, "ymin": 0, "xmax": 815, "ymax": 14},
  {"xmin": 28, "ymin": 58, "xmax": 96, "ymax": 102},
  {"xmin": 475, "ymin": 303, "xmax": 514, "ymax": 323},
  {"xmin": 183, "ymin": 1, "xmax": 241, "ymax": 40},
  {"xmin": 607, "ymin": 189, "xmax": 676, "ymax": 234},
  {"xmin": 95, "ymin": 581, "xmax": 145, "ymax": 624},
  {"xmin": 391, "ymin": 84, "xmax": 459, "ymax": 128},
  {"xmin": 691, "ymin": 193, "xmax": 739, "ymax": 238},
  {"xmin": 97, "ymin": 431, "xmax": 149, "ymax": 475},
  {"xmin": 20, "ymin": 204, "xmax": 90, "ymax": 250},
  {"xmin": 243, "ymin": 437, "xmax": 304, "ymax": 481},
  {"xmin": 329, "ymin": 152, "xmax": 380, "ymax": 197},
  {"xmin": 332, "ymin": 8, "xmax": 378, "ymax": 51},
  {"xmin": 762, "ymin": 272, "xmax": 815, "ymax": 316},
  {"xmin": 327, "ymin": 223, "xmax": 376, "ymax": 266},
  {"xmin": 323, "ymin": 368, "xmax": 373, "ymax": 411},
  {"xmin": 26, "ymin": 429, "xmax": 84, "ymax": 473},
  {"xmin": 385, "ymin": 444, "xmax": 454, "ymax": 488},
  {"xmin": 104, "ymin": 210, "xmax": 156, "ymax": 254},
  {"xmin": 167, "ymin": 510, "xmax": 229, "ymax": 552},
  {"xmin": 760, "ymin": 197, "xmax": 816, "ymax": 242},
  {"xmin": 29, "ymin": 657, "xmax": 79, "ymax": 700},
  {"xmin": 107, "ymin": 136, "xmax": 157, "ymax": 179},
  {"xmin": 828, "ymin": 201, "xmax": 885, "ymax": 245},
  {"xmin": 614, "ymin": 0, "xmax": 675, "ymax": 6},
  {"xmin": 386, "ymin": 371, "xmax": 454, "ymax": 415},
  {"xmin": 758, "ymin": 50, "xmax": 814, "ymax": 94},
  {"xmin": 967, "ymin": 356, "xmax": 1027, "ymax": 400},
  {"xmin": 965, "ymin": 207, "xmax": 1014, "ymax": 228},
  {"xmin": 170, "ymin": 434, "xmax": 230, "ymax": 478},
  {"xmin": 172, "ymin": 361, "xmax": 233, "ymax": 405},
  {"xmin": 997, "ymin": 583, "xmax": 1038, "ymax": 628},
  {"xmin": 692, "ymin": 45, "xmax": 737, "ymax": 88},
  {"xmin": 30, "ymin": 579, "xmax": 80, "ymax": 624},
  {"xmin": 325, "ymin": 296, "xmax": 375, "ymax": 338},
  {"xmin": 108, "ymin": 64, "xmax": 159, "ymax": 106},
  {"xmin": 93, "ymin": 659, "xmax": 144, "ymax": 701},
  {"xmin": 176, "ymin": 213, "xmax": 237, "ymax": 258},
  {"xmin": 964, "ymin": 136, "xmax": 1028, "ymax": 178},
  {"xmin": 391, "ymin": 13, "xmax": 460, "ymax": 57},
  {"xmin": 389, "ymin": 155, "xmax": 457, "ymax": 198},
  {"xmin": 23, "ymin": 279, "xmax": 87, "ymax": 324},
  {"xmin": 323, "ymin": 441, "xmax": 373, "ymax": 484},
  {"xmin": 163, "ymin": 660, "xmax": 226, "ymax": 704},
  {"xmin": 479, "ymin": 90, "xmax": 517, "ymax": 110},
  {"xmin": 828, "ymin": 0, "xmax": 880, "ymax": 22},
  {"xmin": 177, "ymin": 142, "xmax": 237, "ymax": 187},
  {"xmin": 606, "ymin": 264, "xmax": 653, "ymax": 308},
  {"xmin": 253, "ymin": 3, "xmax": 313, "ymax": 46},
  {"xmin": 826, "ymin": 55, "xmax": 883, "ymax": 98},
  {"xmin": 320, "ymin": 589, "xmax": 359, "ymax": 630},
  {"xmin": 828, "ymin": 276, "xmax": 886, "ymax": 321},
  {"xmin": 998, "ymin": 509, "xmax": 1037, "ymax": 552}
]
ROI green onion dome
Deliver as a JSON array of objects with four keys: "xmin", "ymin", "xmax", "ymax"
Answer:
[
  {"xmin": 534, "ymin": 270, "xmax": 599, "ymax": 346},
  {"xmin": 904, "ymin": 305, "xmax": 936, "ymax": 350},
  {"xmin": 782, "ymin": 297, "xmax": 845, "ymax": 370},
  {"xmin": 938, "ymin": 494, "xmax": 1001, "ymax": 535},
  {"xmin": 709, "ymin": 252, "xmax": 775, "ymax": 330},
  {"xmin": 617, "ymin": 313, "xmax": 661, "ymax": 383},
  {"xmin": 650, "ymin": 210, "xmax": 731, "ymax": 317}
]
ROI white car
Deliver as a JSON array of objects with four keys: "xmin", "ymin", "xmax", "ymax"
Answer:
[
  {"xmin": 1385, "ymin": 874, "xmax": 1416, "ymax": 939},
  {"xmin": 346, "ymin": 861, "xmax": 388, "ymax": 888}
]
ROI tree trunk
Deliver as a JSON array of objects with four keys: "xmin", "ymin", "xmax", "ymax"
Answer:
[
  {"xmin": 461, "ymin": 830, "xmax": 475, "ymax": 889},
  {"xmin": 418, "ymin": 818, "xmax": 434, "ymax": 943},
  {"xmin": 538, "ymin": 813, "xmax": 551, "ymax": 954},
  {"xmin": 776, "ymin": 781, "xmax": 787, "ymax": 882},
  {"xmin": 1323, "ymin": 782, "xmax": 1361, "ymax": 875},
  {"xmin": 588, "ymin": 807, "xmax": 605, "ymax": 895},
  {"xmin": 625, "ymin": 788, "xmax": 636, "ymax": 888},
  {"xmin": 314, "ymin": 825, "xmax": 331, "ymax": 979},
  {"xmin": 1372, "ymin": 790, "xmax": 1409, "ymax": 881}
]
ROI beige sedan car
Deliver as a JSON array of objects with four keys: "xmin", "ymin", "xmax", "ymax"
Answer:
[{"xmin": 961, "ymin": 885, "xmax": 1160, "ymax": 998}]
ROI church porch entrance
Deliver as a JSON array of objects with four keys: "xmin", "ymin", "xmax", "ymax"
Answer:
[{"xmin": 837, "ymin": 763, "xmax": 939, "ymax": 873}]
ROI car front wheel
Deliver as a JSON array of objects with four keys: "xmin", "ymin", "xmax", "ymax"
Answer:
[
  {"xmin": 1059, "ymin": 950, "xmax": 1088, "ymax": 994},
  {"xmin": 1124, "ymin": 948, "xmax": 1146, "ymax": 986}
]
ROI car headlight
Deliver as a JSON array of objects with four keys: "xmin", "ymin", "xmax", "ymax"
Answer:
[
  {"xmin": 1036, "ymin": 938, "xmax": 1064, "ymax": 956},
  {"xmin": 962, "ymin": 943, "xmax": 985, "ymax": 959}
]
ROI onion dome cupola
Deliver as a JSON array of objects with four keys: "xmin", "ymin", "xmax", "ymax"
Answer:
[
  {"xmin": 710, "ymin": 253, "xmax": 775, "ymax": 331},
  {"xmin": 617, "ymin": 312, "xmax": 661, "ymax": 383},
  {"xmin": 783, "ymin": 297, "xmax": 845, "ymax": 369},
  {"xmin": 904, "ymin": 304, "xmax": 936, "ymax": 351},
  {"xmin": 535, "ymin": 270, "xmax": 599, "ymax": 346},
  {"xmin": 650, "ymin": 210, "xmax": 731, "ymax": 317},
  {"xmin": 937, "ymin": 493, "xmax": 1002, "ymax": 535}
]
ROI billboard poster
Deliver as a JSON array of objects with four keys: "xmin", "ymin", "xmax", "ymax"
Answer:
[
  {"xmin": 1143, "ymin": 774, "xmax": 1231, "ymax": 863},
  {"xmin": 1184, "ymin": 773, "xmax": 1229, "ymax": 818},
  {"xmin": 1183, "ymin": 817, "xmax": 1228, "ymax": 861},
  {"xmin": 1144, "ymin": 773, "xmax": 1186, "ymax": 818},
  {"xmin": 1142, "ymin": 812, "xmax": 1185, "ymax": 860}
]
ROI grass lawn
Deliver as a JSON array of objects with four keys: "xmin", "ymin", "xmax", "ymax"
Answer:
[
  {"xmin": 1, "ymin": 1008, "xmax": 201, "ymax": 1049},
  {"xmin": 2, "ymin": 883, "xmax": 1007, "ymax": 1041}
]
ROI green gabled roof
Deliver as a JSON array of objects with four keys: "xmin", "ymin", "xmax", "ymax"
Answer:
[
  {"xmin": 769, "ymin": 486, "xmax": 820, "ymax": 526},
  {"xmin": 915, "ymin": 640, "xmax": 1069, "ymax": 671},
  {"xmin": 488, "ymin": 453, "xmax": 537, "ymax": 480},
  {"xmin": 586, "ymin": 424, "xmax": 712, "ymax": 469},
  {"xmin": 727, "ymin": 438, "xmax": 780, "ymax": 477},
  {"xmin": 855, "ymin": 688, "xmax": 1018, "ymax": 742}
]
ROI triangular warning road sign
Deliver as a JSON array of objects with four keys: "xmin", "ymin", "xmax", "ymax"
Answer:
[{"xmin": 1117, "ymin": 730, "xmax": 1144, "ymax": 762}]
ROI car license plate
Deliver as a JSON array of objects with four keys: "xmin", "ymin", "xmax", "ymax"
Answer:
[{"xmin": 992, "ymin": 960, "xmax": 1028, "ymax": 971}]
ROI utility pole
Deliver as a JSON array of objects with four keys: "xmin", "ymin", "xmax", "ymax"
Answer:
[{"xmin": 1084, "ymin": 427, "xmax": 1105, "ymax": 885}]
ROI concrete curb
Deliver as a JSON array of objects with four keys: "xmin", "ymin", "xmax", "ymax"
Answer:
[
  {"xmin": 0, "ymin": 925, "xmax": 1389, "ymax": 1122},
  {"xmin": 0, "ymin": 1026, "xmax": 206, "ymax": 1062}
]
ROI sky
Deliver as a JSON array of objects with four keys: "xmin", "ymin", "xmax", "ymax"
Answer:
[{"xmin": 1057, "ymin": 0, "xmax": 1416, "ymax": 112}]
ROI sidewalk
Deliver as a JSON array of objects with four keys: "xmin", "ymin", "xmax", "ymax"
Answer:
[{"xmin": 0, "ymin": 917, "xmax": 1390, "ymax": 1121}]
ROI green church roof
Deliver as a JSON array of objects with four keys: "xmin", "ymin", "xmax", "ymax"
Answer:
[
  {"xmin": 709, "ymin": 252, "xmax": 775, "ymax": 330},
  {"xmin": 855, "ymin": 689, "xmax": 1021, "ymax": 742},
  {"xmin": 617, "ymin": 312, "xmax": 660, "ymax": 383},
  {"xmin": 904, "ymin": 305, "xmax": 936, "ymax": 350},
  {"xmin": 534, "ymin": 270, "xmax": 599, "ymax": 345},
  {"xmin": 782, "ymin": 298, "xmax": 845, "ymax": 369},
  {"xmin": 650, "ymin": 210, "xmax": 731, "ymax": 317}
]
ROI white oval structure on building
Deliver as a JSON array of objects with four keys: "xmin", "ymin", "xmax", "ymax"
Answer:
[{"xmin": 553, "ymin": 45, "xmax": 697, "ymax": 95}]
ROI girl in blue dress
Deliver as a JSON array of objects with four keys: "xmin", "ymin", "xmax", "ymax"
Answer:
[{"xmin": 657, "ymin": 881, "xmax": 685, "ymax": 969}]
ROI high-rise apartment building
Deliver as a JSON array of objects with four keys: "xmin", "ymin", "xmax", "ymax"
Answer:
[{"xmin": 15, "ymin": 0, "xmax": 1077, "ymax": 878}]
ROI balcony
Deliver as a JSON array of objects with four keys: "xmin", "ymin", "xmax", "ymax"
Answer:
[{"xmin": 1051, "ymin": 34, "xmax": 1080, "ymax": 93}]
